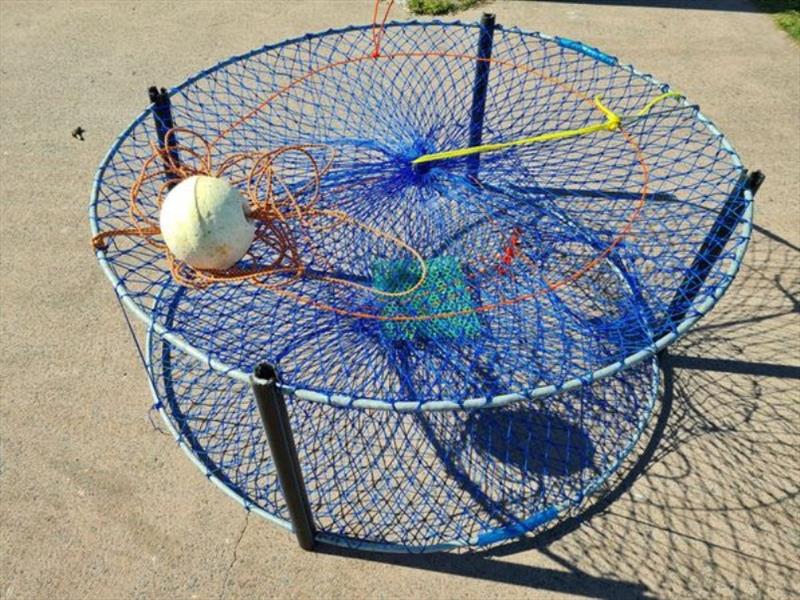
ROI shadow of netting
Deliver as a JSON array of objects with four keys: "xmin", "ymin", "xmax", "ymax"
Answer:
[{"xmin": 505, "ymin": 228, "xmax": 799, "ymax": 598}]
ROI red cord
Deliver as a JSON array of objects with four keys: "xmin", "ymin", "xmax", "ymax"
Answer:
[{"xmin": 371, "ymin": 0, "xmax": 395, "ymax": 58}]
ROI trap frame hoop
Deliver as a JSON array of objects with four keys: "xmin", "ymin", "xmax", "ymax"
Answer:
[{"xmin": 90, "ymin": 16, "xmax": 759, "ymax": 551}]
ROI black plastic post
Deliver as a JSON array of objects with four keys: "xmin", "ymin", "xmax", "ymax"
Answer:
[
  {"xmin": 251, "ymin": 363, "xmax": 316, "ymax": 551},
  {"xmin": 660, "ymin": 169, "xmax": 764, "ymax": 338},
  {"xmin": 148, "ymin": 86, "xmax": 181, "ymax": 178},
  {"xmin": 467, "ymin": 13, "xmax": 496, "ymax": 179}
]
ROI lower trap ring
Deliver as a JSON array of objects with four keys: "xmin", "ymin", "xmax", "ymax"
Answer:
[{"xmin": 146, "ymin": 325, "xmax": 659, "ymax": 552}]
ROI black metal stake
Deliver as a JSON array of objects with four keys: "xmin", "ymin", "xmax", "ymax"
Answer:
[
  {"xmin": 466, "ymin": 13, "xmax": 496, "ymax": 179},
  {"xmin": 251, "ymin": 363, "xmax": 316, "ymax": 551},
  {"xmin": 148, "ymin": 85, "xmax": 181, "ymax": 181},
  {"xmin": 660, "ymin": 169, "xmax": 765, "ymax": 338}
]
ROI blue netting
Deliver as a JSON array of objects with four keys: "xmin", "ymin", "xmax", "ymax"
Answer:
[
  {"xmin": 90, "ymin": 19, "xmax": 752, "ymax": 549},
  {"xmin": 91, "ymin": 21, "xmax": 750, "ymax": 408}
]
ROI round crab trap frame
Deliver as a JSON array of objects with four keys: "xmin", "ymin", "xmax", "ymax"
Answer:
[{"xmin": 90, "ymin": 7, "xmax": 762, "ymax": 552}]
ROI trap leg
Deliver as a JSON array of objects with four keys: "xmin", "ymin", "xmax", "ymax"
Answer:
[
  {"xmin": 148, "ymin": 85, "xmax": 181, "ymax": 179},
  {"xmin": 467, "ymin": 13, "xmax": 496, "ymax": 179},
  {"xmin": 251, "ymin": 363, "xmax": 316, "ymax": 551},
  {"xmin": 660, "ymin": 170, "xmax": 764, "ymax": 338}
]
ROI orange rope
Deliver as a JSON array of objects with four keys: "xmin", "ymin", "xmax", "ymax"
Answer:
[
  {"xmin": 92, "ymin": 129, "xmax": 429, "ymax": 298},
  {"xmin": 371, "ymin": 0, "xmax": 394, "ymax": 58}
]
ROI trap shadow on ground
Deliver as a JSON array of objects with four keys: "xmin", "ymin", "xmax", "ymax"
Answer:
[{"xmin": 317, "ymin": 225, "xmax": 800, "ymax": 599}]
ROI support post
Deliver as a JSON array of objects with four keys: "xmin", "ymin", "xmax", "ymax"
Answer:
[
  {"xmin": 467, "ymin": 13, "xmax": 496, "ymax": 179},
  {"xmin": 660, "ymin": 169, "xmax": 764, "ymax": 338},
  {"xmin": 251, "ymin": 363, "xmax": 316, "ymax": 551},
  {"xmin": 148, "ymin": 86, "xmax": 181, "ymax": 180}
]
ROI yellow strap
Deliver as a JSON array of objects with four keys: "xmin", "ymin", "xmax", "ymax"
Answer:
[{"xmin": 411, "ymin": 91, "xmax": 683, "ymax": 166}]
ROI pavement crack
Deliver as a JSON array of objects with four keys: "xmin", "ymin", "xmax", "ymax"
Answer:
[{"xmin": 220, "ymin": 512, "xmax": 249, "ymax": 600}]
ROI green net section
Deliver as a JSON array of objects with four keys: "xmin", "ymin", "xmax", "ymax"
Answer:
[{"xmin": 373, "ymin": 256, "xmax": 481, "ymax": 342}]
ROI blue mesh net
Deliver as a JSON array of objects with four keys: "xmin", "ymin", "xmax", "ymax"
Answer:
[
  {"xmin": 90, "ymin": 19, "xmax": 752, "ymax": 549},
  {"xmin": 91, "ymin": 22, "xmax": 750, "ymax": 407}
]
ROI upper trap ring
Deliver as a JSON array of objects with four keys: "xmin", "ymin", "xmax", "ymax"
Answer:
[{"xmin": 90, "ymin": 20, "xmax": 753, "ymax": 411}]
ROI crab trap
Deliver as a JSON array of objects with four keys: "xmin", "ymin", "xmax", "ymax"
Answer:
[{"xmin": 89, "ymin": 8, "xmax": 761, "ymax": 552}]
